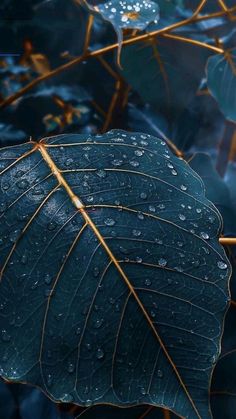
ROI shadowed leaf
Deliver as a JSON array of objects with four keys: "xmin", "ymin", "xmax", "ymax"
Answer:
[{"xmin": 207, "ymin": 49, "xmax": 236, "ymax": 123}]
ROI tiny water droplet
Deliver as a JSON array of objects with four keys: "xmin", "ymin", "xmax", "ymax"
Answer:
[
  {"xmin": 96, "ymin": 347, "xmax": 105, "ymax": 359},
  {"xmin": 145, "ymin": 278, "xmax": 152, "ymax": 286},
  {"xmin": 140, "ymin": 192, "xmax": 147, "ymax": 199},
  {"xmin": 104, "ymin": 218, "xmax": 115, "ymax": 226},
  {"xmin": 180, "ymin": 185, "xmax": 187, "ymax": 191},
  {"xmin": 179, "ymin": 214, "xmax": 186, "ymax": 221},
  {"xmin": 157, "ymin": 369, "xmax": 163, "ymax": 378},
  {"xmin": 16, "ymin": 179, "xmax": 29, "ymax": 189},
  {"xmin": 132, "ymin": 229, "xmax": 141, "ymax": 237}
]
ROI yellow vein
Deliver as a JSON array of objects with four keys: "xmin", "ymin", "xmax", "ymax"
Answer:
[
  {"xmin": 37, "ymin": 143, "xmax": 201, "ymax": 418},
  {"xmin": 0, "ymin": 186, "xmax": 59, "ymax": 279}
]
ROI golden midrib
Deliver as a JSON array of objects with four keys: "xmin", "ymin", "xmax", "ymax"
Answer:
[{"xmin": 37, "ymin": 143, "xmax": 201, "ymax": 419}]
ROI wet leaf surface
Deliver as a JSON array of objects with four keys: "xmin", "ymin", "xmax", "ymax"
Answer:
[{"xmin": 0, "ymin": 130, "xmax": 231, "ymax": 418}]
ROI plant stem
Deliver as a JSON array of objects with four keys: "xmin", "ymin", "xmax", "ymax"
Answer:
[{"xmin": 219, "ymin": 237, "xmax": 236, "ymax": 245}]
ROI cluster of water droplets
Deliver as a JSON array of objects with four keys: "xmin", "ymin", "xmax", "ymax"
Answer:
[{"xmin": 98, "ymin": 0, "xmax": 159, "ymax": 28}]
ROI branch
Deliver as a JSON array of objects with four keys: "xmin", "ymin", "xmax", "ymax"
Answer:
[{"xmin": 162, "ymin": 33, "xmax": 224, "ymax": 54}]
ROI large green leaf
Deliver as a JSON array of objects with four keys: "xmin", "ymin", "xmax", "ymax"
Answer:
[
  {"xmin": 207, "ymin": 49, "xmax": 236, "ymax": 123},
  {"xmin": 0, "ymin": 130, "xmax": 231, "ymax": 419}
]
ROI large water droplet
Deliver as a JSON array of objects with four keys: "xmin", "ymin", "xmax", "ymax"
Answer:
[
  {"xmin": 217, "ymin": 261, "xmax": 227, "ymax": 270},
  {"xmin": 200, "ymin": 232, "xmax": 209, "ymax": 240}
]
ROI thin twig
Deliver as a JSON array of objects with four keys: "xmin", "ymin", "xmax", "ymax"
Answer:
[{"xmin": 162, "ymin": 33, "xmax": 224, "ymax": 53}]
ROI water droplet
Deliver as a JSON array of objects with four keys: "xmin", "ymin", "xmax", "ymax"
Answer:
[
  {"xmin": 130, "ymin": 160, "xmax": 139, "ymax": 167},
  {"xmin": 96, "ymin": 169, "xmax": 106, "ymax": 178},
  {"xmin": 148, "ymin": 205, "xmax": 156, "ymax": 212},
  {"xmin": 1, "ymin": 329, "xmax": 10, "ymax": 342},
  {"xmin": 9, "ymin": 229, "xmax": 20, "ymax": 243},
  {"xmin": 157, "ymin": 369, "xmax": 163, "ymax": 378},
  {"xmin": 96, "ymin": 347, "xmax": 105, "ymax": 359},
  {"xmin": 145, "ymin": 278, "xmax": 152, "ymax": 286},
  {"xmin": 180, "ymin": 185, "xmax": 187, "ymax": 191},
  {"xmin": 20, "ymin": 253, "xmax": 28, "ymax": 264},
  {"xmin": 44, "ymin": 274, "xmax": 52, "ymax": 285},
  {"xmin": 167, "ymin": 162, "xmax": 174, "ymax": 169},
  {"xmin": 171, "ymin": 169, "xmax": 177, "ymax": 176},
  {"xmin": 158, "ymin": 258, "xmax": 167, "ymax": 267},
  {"xmin": 196, "ymin": 208, "xmax": 202, "ymax": 213},
  {"xmin": 47, "ymin": 221, "xmax": 57, "ymax": 231},
  {"xmin": 140, "ymin": 387, "xmax": 146, "ymax": 395},
  {"xmin": 61, "ymin": 393, "xmax": 74, "ymax": 403},
  {"xmin": 136, "ymin": 256, "xmax": 142, "ymax": 263},
  {"xmin": 47, "ymin": 374, "xmax": 53, "ymax": 387},
  {"xmin": 132, "ymin": 229, "xmax": 141, "ymax": 237},
  {"xmin": 93, "ymin": 267, "xmax": 100, "ymax": 277},
  {"xmin": 217, "ymin": 261, "xmax": 227, "ymax": 270},
  {"xmin": 104, "ymin": 218, "xmax": 115, "ymax": 226},
  {"xmin": 200, "ymin": 232, "xmax": 209, "ymax": 240},
  {"xmin": 140, "ymin": 192, "xmax": 147, "ymax": 199},
  {"xmin": 134, "ymin": 149, "xmax": 144, "ymax": 157},
  {"xmin": 16, "ymin": 179, "xmax": 29, "ymax": 189},
  {"xmin": 68, "ymin": 363, "xmax": 74, "ymax": 373},
  {"xmin": 65, "ymin": 158, "xmax": 73, "ymax": 167},
  {"xmin": 2, "ymin": 183, "xmax": 10, "ymax": 190},
  {"xmin": 94, "ymin": 318, "xmax": 104, "ymax": 329},
  {"xmin": 179, "ymin": 214, "xmax": 186, "ymax": 221},
  {"xmin": 0, "ymin": 202, "xmax": 7, "ymax": 213},
  {"xmin": 112, "ymin": 159, "xmax": 123, "ymax": 166}
]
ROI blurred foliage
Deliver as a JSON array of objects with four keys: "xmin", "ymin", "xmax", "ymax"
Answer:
[{"xmin": 0, "ymin": 0, "xmax": 236, "ymax": 418}]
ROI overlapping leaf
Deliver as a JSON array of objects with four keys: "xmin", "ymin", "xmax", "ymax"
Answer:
[
  {"xmin": 207, "ymin": 49, "xmax": 236, "ymax": 122},
  {"xmin": 0, "ymin": 130, "xmax": 231, "ymax": 418}
]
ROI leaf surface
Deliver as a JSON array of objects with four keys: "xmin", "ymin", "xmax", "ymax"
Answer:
[
  {"xmin": 207, "ymin": 49, "xmax": 236, "ymax": 122},
  {"xmin": 0, "ymin": 130, "xmax": 231, "ymax": 419}
]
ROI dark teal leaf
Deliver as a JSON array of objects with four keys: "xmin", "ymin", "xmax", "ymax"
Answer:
[
  {"xmin": 211, "ymin": 351, "xmax": 236, "ymax": 419},
  {"xmin": 0, "ymin": 130, "xmax": 231, "ymax": 419},
  {"xmin": 121, "ymin": 37, "xmax": 209, "ymax": 118},
  {"xmin": 207, "ymin": 49, "xmax": 236, "ymax": 122},
  {"xmin": 0, "ymin": 379, "xmax": 16, "ymax": 419},
  {"xmin": 224, "ymin": 161, "xmax": 236, "ymax": 209},
  {"xmin": 128, "ymin": 104, "xmax": 170, "ymax": 141},
  {"xmin": 188, "ymin": 152, "xmax": 236, "ymax": 236}
]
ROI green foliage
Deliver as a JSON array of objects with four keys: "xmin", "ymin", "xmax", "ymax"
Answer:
[{"xmin": 0, "ymin": 1, "xmax": 236, "ymax": 418}]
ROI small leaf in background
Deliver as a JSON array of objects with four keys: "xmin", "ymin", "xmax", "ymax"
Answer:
[
  {"xmin": 207, "ymin": 49, "xmax": 236, "ymax": 123},
  {"xmin": 0, "ymin": 131, "xmax": 231, "ymax": 419},
  {"xmin": 121, "ymin": 37, "xmax": 210, "ymax": 119},
  {"xmin": 188, "ymin": 152, "xmax": 236, "ymax": 237},
  {"xmin": 211, "ymin": 351, "xmax": 236, "ymax": 419}
]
